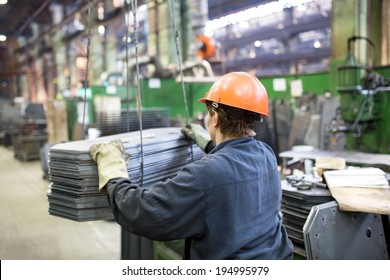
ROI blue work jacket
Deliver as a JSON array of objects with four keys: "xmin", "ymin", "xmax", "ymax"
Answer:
[{"xmin": 106, "ymin": 137, "xmax": 294, "ymax": 259}]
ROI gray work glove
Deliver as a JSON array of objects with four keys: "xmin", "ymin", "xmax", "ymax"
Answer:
[
  {"xmin": 181, "ymin": 124, "xmax": 211, "ymax": 152},
  {"xmin": 89, "ymin": 140, "xmax": 129, "ymax": 191}
]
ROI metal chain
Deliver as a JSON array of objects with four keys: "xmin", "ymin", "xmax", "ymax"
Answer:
[
  {"xmin": 168, "ymin": 0, "xmax": 190, "ymax": 126},
  {"xmin": 132, "ymin": 0, "xmax": 144, "ymax": 187},
  {"xmin": 82, "ymin": 0, "xmax": 93, "ymax": 140},
  {"xmin": 168, "ymin": 0, "xmax": 194, "ymax": 161},
  {"xmin": 124, "ymin": 0, "xmax": 131, "ymax": 133}
]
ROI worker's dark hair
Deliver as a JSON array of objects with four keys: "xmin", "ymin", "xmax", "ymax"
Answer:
[{"xmin": 205, "ymin": 101, "xmax": 258, "ymax": 137}]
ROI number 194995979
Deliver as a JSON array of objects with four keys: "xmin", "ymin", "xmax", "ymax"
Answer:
[{"xmin": 215, "ymin": 266, "xmax": 269, "ymax": 276}]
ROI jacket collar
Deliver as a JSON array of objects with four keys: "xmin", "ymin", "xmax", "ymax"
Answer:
[{"xmin": 209, "ymin": 137, "xmax": 254, "ymax": 154}]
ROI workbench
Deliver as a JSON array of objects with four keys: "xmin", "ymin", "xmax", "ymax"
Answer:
[{"xmin": 279, "ymin": 149, "xmax": 390, "ymax": 168}]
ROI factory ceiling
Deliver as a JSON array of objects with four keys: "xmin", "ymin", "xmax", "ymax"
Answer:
[
  {"xmin": 0, "ymin": 0, "xmax": 269, "ymax": 40},
  {"xmin": 0, "ymin": 0, "xmax": 58, "ymax": 39},
  {"xmin": 208, "ymin": 0, "xmax": 270, "ymax": 19}
]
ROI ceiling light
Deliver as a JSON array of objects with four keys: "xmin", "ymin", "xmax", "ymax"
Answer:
[
  {"xmin": 98, "ymin": 25, "xmax": 105, "ymax": 36},
  {"xmin": 313, "ymin": 40, "xmax": 321, "ymax": 48},
  {"xmin": 0, "ymin": 35, "xmax": 6, "ymax": 42},
  {"xmin": 254, "ymin": 40, "xmax": 262, "ymax": 48},
  {"xmin": 0, "ymin": 0, "xmax": 8, "ymax": 5}
]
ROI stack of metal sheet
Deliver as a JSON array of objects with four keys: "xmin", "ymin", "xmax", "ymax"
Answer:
[
  {"xmin": 47, "ymin": 127, "xmax": 204, "ymax": 222},
  {"xmin": 95, "ymin": 108, "xmax": 170, "ymax": 136},
  {"xmin": 281, "ymin": 178, "xmax": 334, "ymax": 255}
]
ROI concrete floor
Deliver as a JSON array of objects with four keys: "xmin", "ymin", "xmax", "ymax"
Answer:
[{"xmin": 0, "ymin": 145, "xmax": 121, "ymax": 260}]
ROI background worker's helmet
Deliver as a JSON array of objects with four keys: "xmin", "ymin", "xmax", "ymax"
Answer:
[
  {"xmin": 198, "ymin": 72, "xmax": 269, "ymax": 116},
  {"xmin": 196, "ymin": 35, "xmax": 216, "ymax": 60}
]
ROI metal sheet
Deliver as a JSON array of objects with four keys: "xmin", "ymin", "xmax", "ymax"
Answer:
[{"xmin": 303, "ymin": 200, "xmax": 389, "ymax": 260}]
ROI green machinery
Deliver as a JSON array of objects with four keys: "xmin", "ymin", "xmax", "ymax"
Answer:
[{"xmin": 336, "ymin": 36, "xmax": 390, "ymax": 154}]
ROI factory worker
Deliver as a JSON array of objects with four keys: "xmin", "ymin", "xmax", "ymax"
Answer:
[{"xmin": 89, "ymin": 72, "xmax": 294, "ymax": 260}]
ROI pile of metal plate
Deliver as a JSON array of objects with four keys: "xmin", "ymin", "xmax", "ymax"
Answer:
[
  {"xmin": 303, "ymin": 200, "xmax": 389, "ymax": 259},
  {"xmin": 47, "ymin": 127, "xmax": 203, "ymax": 222},
  {"xmin": 95, "ymin": 108, "xmax": 170, "ymax": 136},
  {"xmin": 280, "ymin": 176, "xmax": 334, "ymax": 256},
  {"xmin": 13, "ymin": 134, "xmax": 47, "ymax": 161}
]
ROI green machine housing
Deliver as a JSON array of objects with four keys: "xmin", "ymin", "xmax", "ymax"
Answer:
[{"xmin": 337, "ymin": 63, "xmax": 390, "ymax": 154}]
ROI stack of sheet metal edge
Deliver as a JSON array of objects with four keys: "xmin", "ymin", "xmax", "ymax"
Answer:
[
  {"xmin": 280, "ymin": 180, "xmax": 334, "ymax": 256},
  {"xmin": 95, "ymin": 108, "xmax": 170, "ymax": 136},
  {"xmin": 47, "ymin": 127, "xmax": 204, "ymax": 222}
]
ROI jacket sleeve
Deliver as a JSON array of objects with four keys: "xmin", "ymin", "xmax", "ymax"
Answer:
[{"xmin": 105, "ymin": 163, "xmax": 206, "ymax": 241}]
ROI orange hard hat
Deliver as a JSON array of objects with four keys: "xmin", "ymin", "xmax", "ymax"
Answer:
[
  {"xmin": 198, "ymin": 72, "xmax": 269, "ymax": 116},
  {"xmin": 196, "ymin": 35, "xmax": 216, "ymax": 60}
]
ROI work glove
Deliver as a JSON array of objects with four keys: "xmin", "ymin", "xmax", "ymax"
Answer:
[
  {"xmin": 89, "ymin": 140, "xmax": 129, "ymax": 191},
  {"xmin": 181, "ymin": 123, "xmax": 211, "ymax": 152}
]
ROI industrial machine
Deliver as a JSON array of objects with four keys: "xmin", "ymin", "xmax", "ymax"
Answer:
[{"xmin": 334, "ymin": 36, "xmax": 390, "ymax": 154}]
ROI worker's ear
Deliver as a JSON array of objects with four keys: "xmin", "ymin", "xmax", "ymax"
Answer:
[{"xmin": 212, "ymin": 111, "xmax": 219, "ymax": 128}]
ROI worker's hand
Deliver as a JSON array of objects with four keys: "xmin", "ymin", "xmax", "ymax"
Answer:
[
  {"xmin": 181, "ymin": 124, "xmax": 211, "ymax": 152},
  {"xmin": 89, "ymin": 140, "xmax": 129, "ymax": 191}
]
